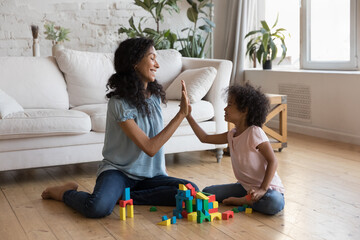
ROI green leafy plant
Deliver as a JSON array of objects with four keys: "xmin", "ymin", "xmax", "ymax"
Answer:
[
  {"xmin": 245, "ymin": 15, "xmax": 289, "ymax": 66},
  {"xmin": 118, "ymin": 0, "xmax": 180, "ymax": 50},
  {"xmin": 44, "ymin": 22, "xmax": 70, "ymax": 45},
  {"xmin": 178, "ymin": 0, "xmax": 215, "ymax": 58}
]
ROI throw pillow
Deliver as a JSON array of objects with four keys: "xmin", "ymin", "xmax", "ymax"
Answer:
[
  {"xmin": 155, "ymin": 49, "xmax": 182, "ymax": 90},
  {"xmin": 0, "ymin": 89, "xmax": 24, "ymax": 119},
  {"xmin": 165, "ymin": 67, "xmax": 217, "ymax": 103}
]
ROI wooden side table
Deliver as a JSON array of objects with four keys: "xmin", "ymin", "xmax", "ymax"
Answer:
[
  {"xmin": 264, "ymin": 94, "xmax": 287, "ymax": 152},
  {"xmin": 226, "ymin": 93, "xmax": 287, "ymax": 153}
]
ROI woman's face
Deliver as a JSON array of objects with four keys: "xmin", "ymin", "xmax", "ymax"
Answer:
[{"xmin": 135, "ymin": 46, "xmax": 159, "ymax": 84}]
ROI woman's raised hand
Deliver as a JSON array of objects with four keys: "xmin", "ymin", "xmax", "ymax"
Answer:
[{"xmin": 179, "ymin": 80, "xmax": 190, "ymax": 117}]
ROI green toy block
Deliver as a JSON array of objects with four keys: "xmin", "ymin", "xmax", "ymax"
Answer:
[{"xmin": 150, "ymin": 206, "xmax": 157, "ymax": 212}]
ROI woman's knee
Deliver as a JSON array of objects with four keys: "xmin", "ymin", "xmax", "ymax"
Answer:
[{"xmin": 83, "ymin": 198, "xmax": 115, "ymax": 218}]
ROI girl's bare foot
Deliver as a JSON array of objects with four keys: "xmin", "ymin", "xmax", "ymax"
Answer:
[
  {"xmin": 222, "ymin": 196, "xmax": 252, "ymax": 206},
  {"xmin": 41, "ymin": 182, "xmax": 78, "ymax": 201}
]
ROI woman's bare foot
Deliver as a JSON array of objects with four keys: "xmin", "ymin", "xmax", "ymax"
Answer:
[
  {"xmin": 41, "ymin": 182, "xmax": 78, "ymax": 201},
  {"xmin": 222, "ymin": 196, "xmax": 252, "ymax": 206}
]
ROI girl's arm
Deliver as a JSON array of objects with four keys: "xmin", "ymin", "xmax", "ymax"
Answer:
[
  {"xmin": 186, "ymin": 112, "xmax": 228, "ymax": 145},
  {"xmin": 249, "ymin": 141, "xmax": 278, "ymax": 201},
  {"xmin": 119, "ymin": 80, "xmax": 189, "ymax": 157}
]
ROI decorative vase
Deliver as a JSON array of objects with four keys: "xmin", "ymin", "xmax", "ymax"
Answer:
[
  {"xmin": 52, "ymin": 43, "xmax": 64, "ymax": 57},
  {"xmin": 33, "ymin": 38, "xmax": 40, "ymax": 57},
  {"xmin": 263, "ymin": 60, "xmax": 272, "ymax": 70}
]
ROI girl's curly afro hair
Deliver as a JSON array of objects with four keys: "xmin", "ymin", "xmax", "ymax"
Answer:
[{"xmin": 227, "ymin": 83, "xmax": 270, "ymax": 127}]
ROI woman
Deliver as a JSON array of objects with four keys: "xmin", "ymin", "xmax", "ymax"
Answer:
[{"xmin": 42, "ymin": 38, "xmax": 199, "ymax": 218}]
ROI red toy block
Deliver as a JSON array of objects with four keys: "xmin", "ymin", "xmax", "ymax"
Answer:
[
  {"xmin": 208, "ymin": 208, "xmax": 218, "ymax": 213},
  {"xmin": 245, "ymin": 194, "xmax": 252, "ymax": 201},
  {"xmin": 119, "ymin": 199, "xmax": 133, "ymax": 207},
  {"xmin": 185, "ymin": 183, "xmax": 196, "ymax": 197},
  {"xmin": 181, "ymin": 209, "xmax": 189, "ymax": 218},
  {"xmin": 222, "ymin": 210, "xmax": 234, "ymax": 220},
  {"xmin": 208, "ymin": 194, "xmax": 216, "ymax": 203}
]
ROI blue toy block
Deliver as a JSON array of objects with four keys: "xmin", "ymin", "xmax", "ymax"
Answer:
[
  {"xmin": 162, "ymin": 215, "xmax": 168, "ymax": 221},
  {"xmin": 122, "ymin": 187, "xmax": 130, "ymax": 200},
  {"xmin": 173, "ymin": 209, "xmax": 183, "ymax": 219},
  {"xmin": 171, "ymin": 216, "xmax": 176, "ymax": 224},
  {"xmin": 196, "ymin": 199, "xmax": 203, "ymax": 211},
  {"xmin": 238, "ymin": 206, "xmax": 245, "ymax": 212},
  {"xmin": 209, "ymin": 202, "xmax": 213, "ymax": 209}
]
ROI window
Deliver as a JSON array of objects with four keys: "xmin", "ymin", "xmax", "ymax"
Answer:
[
  {"xmin": 257, "ymin": 0, "xmax": 359, "ymax": 70},
  {"xmin": 301, "ymin": 0, "xmax": 358, "ymax": 70}
]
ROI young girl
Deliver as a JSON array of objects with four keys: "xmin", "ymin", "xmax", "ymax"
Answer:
[
  {"xmin": 186, "ymin": 83, "xmax": 284, "ymax": 215},
  {"xmin": 41, "ymin": 38, "xmax": 199, "ymax": 218}
]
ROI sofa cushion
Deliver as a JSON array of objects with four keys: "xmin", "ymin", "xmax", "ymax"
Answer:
[
  {"xmin": 162, "ymin": 100, "xmax": 214, "ymax": 126},
  {"xmin": 0, "ymin": 109, "xmax": 91, "ymax": 140},
  {"xmin": 155, "ymin": 49, "xmax": 182, "ymax": 90},
  {"xmin": 0, "ymin": 89, "xmax": 24, "ymax": 119},
  {"xmin": 71, "ymin": 104, "xmax": 107, "ymax": 132},
  {"xmin": 166, "ymin": 67, "xmax": 217, "ymax": 103},
  {"xmin": 0, "ymin": 57, "xmax": 69, "ymax": 109},
  {"xmin": 56, "ymin": 49, "xmax": 115, "ymax": 107}
]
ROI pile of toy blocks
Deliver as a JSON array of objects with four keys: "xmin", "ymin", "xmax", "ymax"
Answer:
[
  {"xmin": 119, "ymin": 187, "xmax": 134, "ymax": 220},
  {"xmin": 172, "ymin": 184, "xmax": 222, "ymax": 223}
]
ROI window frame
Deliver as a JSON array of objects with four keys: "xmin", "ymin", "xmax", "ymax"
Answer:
[{"xmin": 300, "ymin": 0, "xmax": 358, "ymax": 70}]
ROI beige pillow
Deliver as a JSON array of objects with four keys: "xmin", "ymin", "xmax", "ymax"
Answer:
[
  {"xmin": 165, "ymin": 67, "xmax": 217, "ymax": 103},
  {"xmin": 0, "ymin": 89, "xmax": 24, "ymax": 119}
]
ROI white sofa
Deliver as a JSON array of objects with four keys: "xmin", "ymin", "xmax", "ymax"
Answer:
[{"xmin": 0, "ymin": 49, "xmax": 232, "ymax": 171}]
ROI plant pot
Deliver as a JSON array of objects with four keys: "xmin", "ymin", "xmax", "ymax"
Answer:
[
  {"xmin": 263, "ymin": 60, "xmax": 272, "ymax": 70},
  {"xmin": 52, "ymin": 44, "xmax": 64, "ymax": 57}
]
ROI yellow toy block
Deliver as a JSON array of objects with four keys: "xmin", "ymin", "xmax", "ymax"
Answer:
[
  {"xmin": 187, "ymin": 212, "xmax": 197, "ymax": 221},
  {"xmin": 213, "ymin": 201, "xmax": 219, "ymax": 208},
  {"xmin": 210, "ymin": 212, "xmax": 222, "ymax": 221},
  {"xmin": 157, "ymin": 219, "xmax": 171, "ymax": 226},
  {"xmin": 196, "ymin": 192, "xmax": 209, "ymax": 200},
  {"xmin": 120, "ymin": 206, "xmax": 126, "ymax": 220},
  {"xmin": 179, "ymin": 184, "xmax": 188, "ymax": 191},
  {"xmin": 245, "ymin": 208, "xmax": 253, "ymax": 214},
  {"xmin": 126, "ymin": 204, "xmax": 134, "ymax": 218}
]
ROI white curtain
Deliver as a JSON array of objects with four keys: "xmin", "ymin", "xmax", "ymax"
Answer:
[{"xmin": 222, "ymin": 0, "xmax": 257, "ymax": 85}]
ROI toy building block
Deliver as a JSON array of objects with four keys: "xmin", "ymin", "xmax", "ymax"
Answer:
[
  {"xmin": 197, "ymin": 210, "xmax": 211, "ymax": 223},
  {"xmin": 185, "ymin": 183, "xmax": 196, "ymax": 197},
  {"xmin": 122, "ymin": 187, "xmax": 130, "ymax": 200},
  {"xmin": 208, "ymin": 202, "xmax": 213, "ymax": 209},
  {"xmin": 181, "ymin": 210, "xmax": 189, "ymax": 218},
  {"xmin": 173, "ymin": 209, "xmax": 183, "ymax": 219},
  {"xmin": 238, "ymin": 206, "xmax": 245, "ymax": 212},
  {"xmin": 119, "ymin": 199, "xmax": 133, "ymax": 207},
  {"xmin": 177, "ymin": 189, "xmax": 191, "ymax": 198},
  {"xmin": 243, "ymin": 204, "xmax": 249, "ymax": 208},
  {"xmin": 185, "ymin": 200, "xmax": 193, "ymax": 213},
  {"xmin": 208, "ymin": 194, "xmax": 216, "ymax": 203},
  {"xmin": 196, "ymin": 192, "xmax": 209, "ymax": 200},
  {"xmin": 179, "ymin": 184, "xmax": 188, "ymax": 191},
  {"xmin": 213, "ymin": 201, "xmax": 219, "ymax": 208},
  {"xmin": 245, "ymin": 194, "xmax": 252, "ymax": 201},
  {"xmin": 120, "ymin": 207, "xmax": 126, "ymax": 220},
  {"xmin": 245, "ymin": 208, "xmax": 253, "ymax": 214},
  {"xmin": 196, "ymin": 199, "xmax": 203, "ymax": 211},
  {"xmin": 187, "ymin": 212, "xmax": 197, "ymax": 221},
  {"xmin": 208, "ymin": 208, "xmax": 218, "ymax": 214},
  {"xmin": 210, "ymin": 212, "xmax": 222, "ymax": 221},
  {"xmin": 232, "ymin": 207, "xmax": 240, "ymax": 213},
  {"xmin": 157, "ymin": 219, "xmax": 171, "ymax": 226},
  {"xmin": 203, "ymin": 199, "xmax": 209, "ymax": 210},
  {"xmin": 150, "ymin": 206, "xmax": 157, "ymax": 212},
  {"xmin": 171, "ymin": 216, "xmax": 176, "ymax": 224},
  {"xmin": 126, "ymin": 204, "xmax": 134, "ymax": 218},
  {"xmin": 222, "ymin": 210, "xmax": 234, "ymax": 220},
  {"xmin": 162, "ymin": 215, "xmax": 168, "ymax": 221}
]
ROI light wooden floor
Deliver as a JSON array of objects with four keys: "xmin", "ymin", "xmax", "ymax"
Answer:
[{"xmin": 1, "ymin": 132, "xmax": 360, "ymax": 240}]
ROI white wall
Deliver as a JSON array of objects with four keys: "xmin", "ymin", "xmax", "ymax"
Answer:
[
  {"xmin": 0, "ymin": 0, "xmax": 191, "ymax": 56},
  {"xmin": 246, "ymin": 70, "xmax": 360, "ymax": 145}
]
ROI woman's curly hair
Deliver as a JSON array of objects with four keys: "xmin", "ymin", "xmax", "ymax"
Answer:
[
  {"xmin": 227, "ymin": 83, "xmax": 270, "ymax": 127},
  {"xmin": 106, "ymin": 38, "xmax": 166, "ymax": 116}
]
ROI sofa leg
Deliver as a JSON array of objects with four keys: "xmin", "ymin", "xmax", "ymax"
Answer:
[{"xmin": 216, "ymin": 148, "xmax": 223, "ymax": 163}]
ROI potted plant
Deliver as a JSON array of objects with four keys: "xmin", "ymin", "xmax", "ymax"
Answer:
[
  {"xmin": 178, "ymin": 0, "xmax": 215, "ymax": 58},
  {"xmin": 44, "ymin": 22, "xmax": 70, "ymax": 56},
  {"xmin": 245, "ymin": 15, "xmax": 289, "ymax": 69},
  {"xmin": 118, "ymin": 0, "xmax": 180, "ymax": 50}
]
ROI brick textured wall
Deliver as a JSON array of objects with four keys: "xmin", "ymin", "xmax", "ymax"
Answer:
[{"xmin": 0, "ymin": 0, "xmax": 191, "ymax": 56}]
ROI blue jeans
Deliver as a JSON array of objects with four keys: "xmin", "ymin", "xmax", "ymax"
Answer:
[
  {"xmin": 63, "ymin": 170, "xmax": 199, "ymax": 218},
  {"xmin": 203, "ymin": 183, "xmax": 284, "ymax": 215}
]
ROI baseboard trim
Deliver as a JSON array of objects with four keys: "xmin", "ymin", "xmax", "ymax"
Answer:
[{"xmin": 267, "ymin": 120, "xmax": 360, "ymax": 145}]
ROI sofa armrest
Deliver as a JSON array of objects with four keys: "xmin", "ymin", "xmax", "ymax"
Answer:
[{"xmin": 181, "ymin": 57, "xmax": 233, "ymax": 134}]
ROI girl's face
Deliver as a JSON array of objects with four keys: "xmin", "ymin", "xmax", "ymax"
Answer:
[
  {"xmin": 224, "ymin": 96, "xmax": 246, "ymax": 124},
  {"xmin": 135, "ymin": 46, "xmax": 159, "ymax": 84}
]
